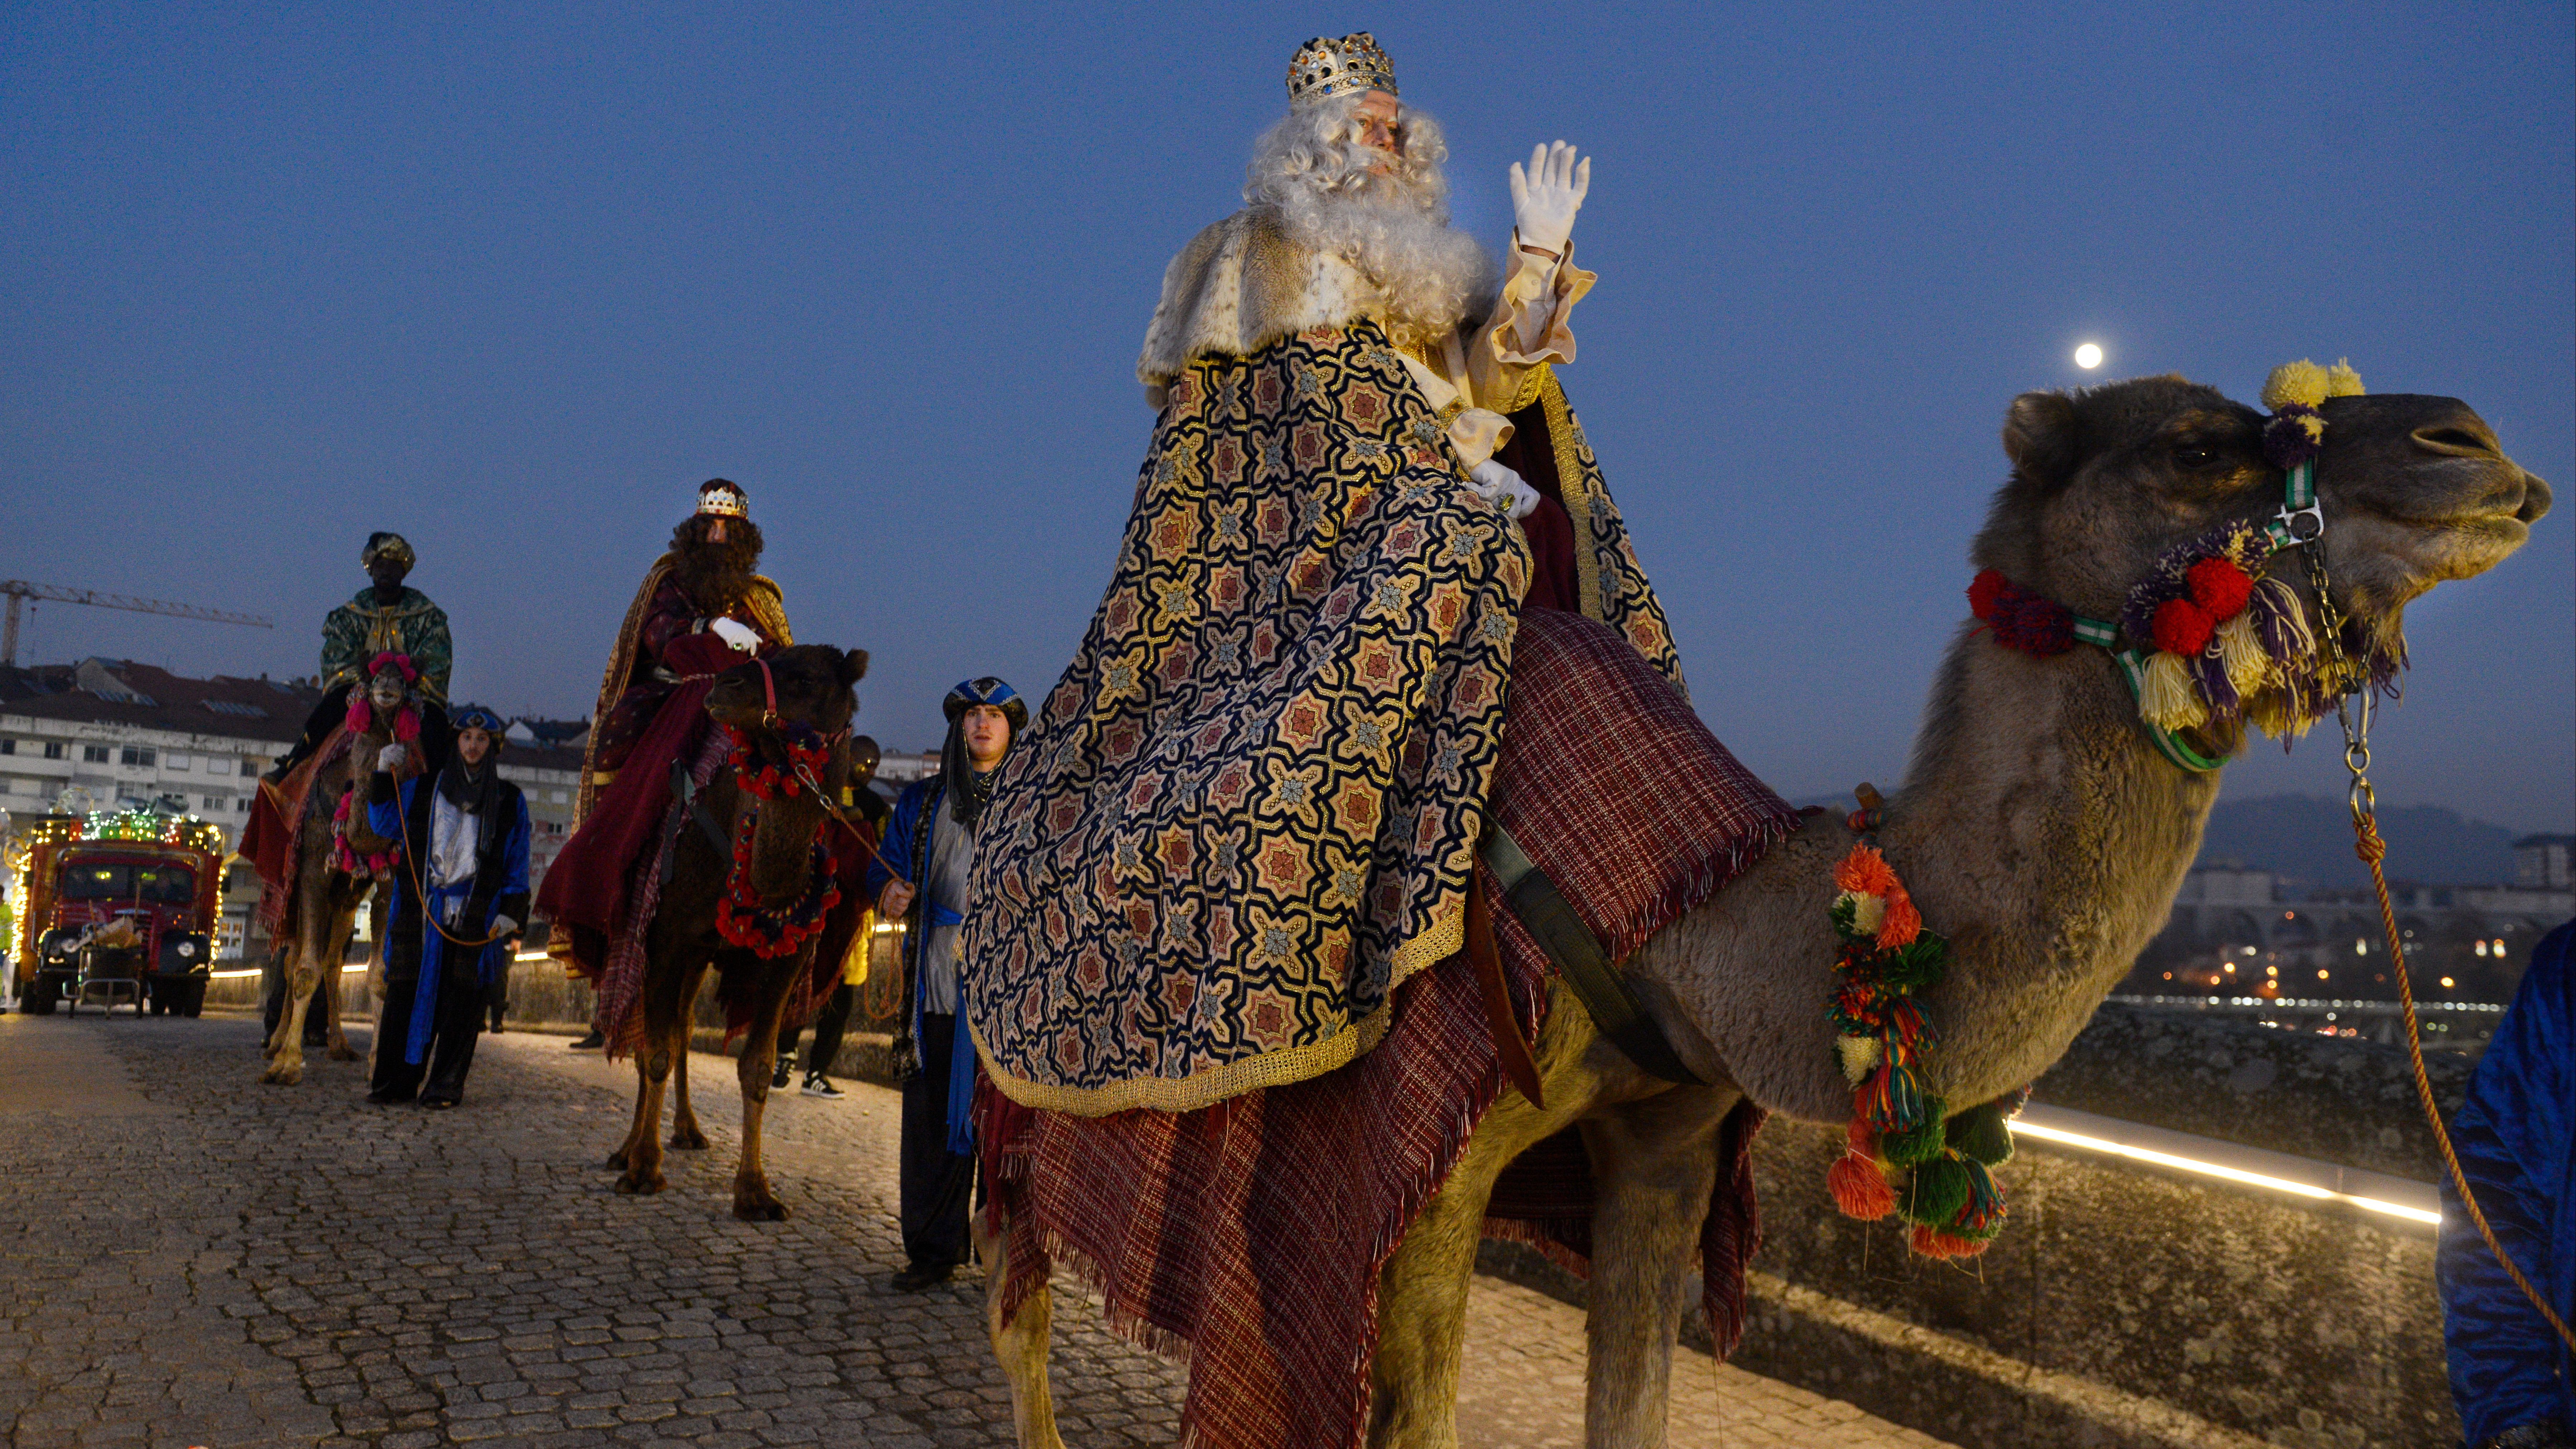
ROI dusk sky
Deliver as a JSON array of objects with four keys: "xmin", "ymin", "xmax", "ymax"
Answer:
[{"xmin": 6, "ymin": 4, "xmax": 2569, "ymax": 835}]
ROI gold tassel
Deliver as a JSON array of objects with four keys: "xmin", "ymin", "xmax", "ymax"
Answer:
[
  {"xmin": 2217, "ymin": 612, "xmax": 2269, "ymax": 695},
  {"xmin": 2325, "ymin": 358, "xmax": 2366, "ymax": 397},
  {"xmin": 2139, "ymin": 650, "xmax": 2208, "ymax": 732}
]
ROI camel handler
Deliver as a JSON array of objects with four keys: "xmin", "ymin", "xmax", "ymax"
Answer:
[
  {"xmin": 538, "ymin": 479, "xmax": 791, "ymax": 1049},
  {"xmin": 866, "ymin": 680, "xmax": 1022, "ymax": 1291},
  {"xmin": 362, "ymin": 705, "xmax": 532, "ymax": 1108},
  {"xmin": 961, "ymin": 33, "xmax": 1682, "ymax": 1120},
  {"xmin": 265, "ymin": 532, "xmax": 454, "ymax": 783}
]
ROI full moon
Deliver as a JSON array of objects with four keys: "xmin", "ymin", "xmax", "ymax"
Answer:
[{"xmin": 2073, "ymin": 343, "xmax": 2104, "ymax": 369}]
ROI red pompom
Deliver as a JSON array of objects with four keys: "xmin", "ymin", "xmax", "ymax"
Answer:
[
  {"xmin": 1828, "ymin": 1154, "xmax": 1896, "ymax": 1221},
  {"xmin": 2184, "ymin": 557, "xmax": 2255, "ymax": 620},
  {"xmin": 1967, "ymin": 570, "xmax": 2008, "ymax": 622},
  {"xmin": 1909, "ymin": 1225, "xmax": 1990, "ymax": 1259},
  {"xmin": 2152, "ymin": 598, "xmax": 2215, "ymax": 656},
  {"xmin": 1846, "ymin": 1117, "xmax": 1877, "ymax": 1156}
]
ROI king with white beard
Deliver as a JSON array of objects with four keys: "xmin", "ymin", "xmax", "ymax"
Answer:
[{"xmin": 965, "ymin": 34, "xmax": 1683, "ymax": 1117}]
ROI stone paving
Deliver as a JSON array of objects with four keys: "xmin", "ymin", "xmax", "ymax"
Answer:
[{"xmin": 0, "ymin": 1012, "xmax": 1952, "ymax": 1448}]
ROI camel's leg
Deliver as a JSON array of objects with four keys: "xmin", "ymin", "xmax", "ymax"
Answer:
[
  {"xmin": 1368, "ymin": 1000, "xmax": 1611, "ymax": 1449},
  {"xmin": 1579, "ymin": 1085, "xmax": 1732, "ymax": 1449},
  {"xmin": 615, "ymin": 1041, "xmax": 676, "ymax": 1196},
  {"xmin": 616, "ymin": 943, "xmax": 701, "ymax": 1194},
  {"xmin": 263, "ymin": 943, "xmax": 301, "ymax": 1061},
  {"xmin": 729, "ymin": 959, "xmax": 802, "ymax": 1221},
  {"xmin": 668, "ymin": 963, "xmax": 711, "ymax": 1151},
  {"xmin": 321, "ymin": 904, "xmax": 359, "ymax": 1062},
  {"xmin": 975, "ymin": 1211, "xmax": 1064, "ymax": 1449},
  {"xmin": 260, "ymin": 889, "xmax": 339, "ymax": 1085},
  {"xmin": 608, "ymin": 1039, "xmax": 654, "ymax": 1171}
]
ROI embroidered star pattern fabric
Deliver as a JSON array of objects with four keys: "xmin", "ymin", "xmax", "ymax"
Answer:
[{"xmin": 969, "ymin": 322, "xmax": 1681, "ymax": 1112}]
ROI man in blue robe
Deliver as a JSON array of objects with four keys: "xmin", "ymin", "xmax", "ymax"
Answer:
[
  {"xmin": 866, "ymin": 678, "xmax": 1024, "ymax": 1291},
  {"xmin": 363, "ymin": 705, "xmax": 532, "ymax": 1108},
  {"xmin": 2440, "ymin": 917, "xmax": 2574, "ymax": 1449}
]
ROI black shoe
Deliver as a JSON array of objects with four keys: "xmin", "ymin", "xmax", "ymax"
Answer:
[
  {"xmin": 772, "ymin": 1056, "xmax": 795, "ymax": 1090},
  {"xmin": 568, "ymin": 1030, "xmax": 605, "ymax": 1050},
  {"xmin": 365, "ymin": 1089, "xmax": 408, "ymax": 1106},
  {"xmin": 800, "ymin": 1073, "xmax": 843, "ymax": 1099},
  {"xmin": 419, "ymin": 1096, "xmax": 459, "ymax": 1110},
  {"xmin": 888, "ymin": 1263, "xmax": 952, "ymax": 1292}
]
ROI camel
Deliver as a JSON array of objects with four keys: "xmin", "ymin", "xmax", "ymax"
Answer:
[
  {"xmin": 977, "ymin": 375, "xmax": 2551, "ymax": 1448},
  {"xmin": 262, "ymin": 660, "xmax": 422, "ymax": 1085},
  {"xmin": 605, "ymin": 643, "xmax": 868, "ymax": 1221}
]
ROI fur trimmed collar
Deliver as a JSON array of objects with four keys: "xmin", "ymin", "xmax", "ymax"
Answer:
[{"xmin": 1138, "ymin": 206, "xmax": 1406, "ymax": 386}]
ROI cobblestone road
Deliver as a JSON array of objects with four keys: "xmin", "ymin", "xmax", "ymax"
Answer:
[{"xmin": 0, "ymin": 1013, "xmax": 1951, "ymax": 1448}]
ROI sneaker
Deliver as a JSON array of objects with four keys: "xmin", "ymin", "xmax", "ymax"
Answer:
[
  {"xmin": 800, "ymin": 1073, "xmax": 843, "ymax": 1099},
  {"xmin": 568, "ymin": 1030, "xmax": 605, "ymax": 1050},
  {"xmin": 772, "ymin": 1056, "xmax": 795, "ymax": 1090}
]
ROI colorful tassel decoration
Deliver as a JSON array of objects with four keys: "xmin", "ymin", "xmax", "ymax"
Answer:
[
  {"xmin": 2139, "ymin": 649, "xmax": 2208, "ymax": 731},
  {"xmin": 1828, "ymin": 1152, "xmax": 1896, "ymax": 1221},
  {"xmin": 1946, "ymin": 1101, "xmax": 2015, "ymax": 1166},
  {"xmin": 2215, "ymin": 612, "xmax": 2269, "ymax": 695},
  {"xmin": 1909, "ymin": 1225, "xmax": 1990, "ymax": 1260},
  {"xmin": 1836, "ymin": 1033, "xmax": 1882, "ymax": 1086}
]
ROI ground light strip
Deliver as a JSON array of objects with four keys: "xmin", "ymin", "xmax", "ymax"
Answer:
[{"xmin": 2010, "ymin": 1114, "xmax": 2440, "ymax": 1226}]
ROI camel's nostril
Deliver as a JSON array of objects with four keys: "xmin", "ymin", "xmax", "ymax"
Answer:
[{"xmin": 2413, "ymin": 425, "xmax": 2496, "ymax": 457}]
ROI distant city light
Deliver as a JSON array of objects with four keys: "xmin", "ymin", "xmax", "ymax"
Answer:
[
  {"xmin": 2493, "ymin": 938, "xmax": 2507, "ymax": 954},
  {"xmin": 2475, "ymin": 941, "xmax": 2489, "ymax": 957},
  {"xmin": 2073, "ymin": 342, "xmax": 2104, "ymax": 369},
  {"xmin": 2356, "ymin": 940, "xmax": 2368, "ymax": 956},
  {"xmin": 2439, "ymin": 976, "xmax": 2455, "ymax": 989},
  {"xmin": 2317, "ymin": 969, "xmax": 2330, "ymax": 980}
]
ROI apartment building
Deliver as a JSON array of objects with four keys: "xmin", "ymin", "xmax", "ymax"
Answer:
[{"xmin": 0, "ymin": 658, "xmax": 586, "ymax": 958}]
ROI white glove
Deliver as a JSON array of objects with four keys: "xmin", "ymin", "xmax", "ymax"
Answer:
[
  {"xmin": 489, "ymin": 915, "xmax": 519, "ymax": 938},
  {"xmin": 1467, "ymin": 460, "xmax": 1541, "ymax": 520},
  {"xmin": 709, "ymin": 617, "xmax": 760, "ymax": 653},
  {"xmin": 376, "ymin": 743, "xmax": 409, "ymax": 773},
  {"xmin": 1508, "ymin": 142, "xmax": 1590, "ymax": 259}
]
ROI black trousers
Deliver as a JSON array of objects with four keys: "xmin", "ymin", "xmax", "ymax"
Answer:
[
  {"xmin": 370, "ymin": 926, "xmax": 486, "ymax": 1104},
  {"xmin": 787, "ymin": 984, "xmax": 856, "ymax": 1076},
  {"xmin": 900, "ymin": 1012, "xmax": 975, "ymax": 1270}
]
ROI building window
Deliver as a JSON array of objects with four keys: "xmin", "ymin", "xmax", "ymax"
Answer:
[
  {"xmin": 166, "ymin": 753, "xmax": 193, "ymax": 771},
  {"xmin": 0, "ymin": 738, "xmax": 13, "ymax": 755},
  {"xmin": 202, "ymin": 794, "xmax": 226, "ymax": 810},
  {"xmin": 239, "ymin": 759, "xmax": 258, "ymax": 777},
  {"xmin": 237, "ymin": 798, "xmax": 251, "ymax": 813},
  {"xmin": 44, "ymin": 741, "xmax": 66, "ymax": 759},
  {"xmin": 83, "ymin": 745, "xmax": 110, "ymax": 764},
  {"xmin": 119, "ymin": 746, "xmax": 156, "ymax": 767}
]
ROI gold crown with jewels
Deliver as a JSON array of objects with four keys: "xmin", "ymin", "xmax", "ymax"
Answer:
[
  {"xmin": 1286, "ymin": 33, "xmax": 1396, "ymax": 107},
  {"xmin": 695, "ymin": 479, "xmax": 749, "ymax": 518}
]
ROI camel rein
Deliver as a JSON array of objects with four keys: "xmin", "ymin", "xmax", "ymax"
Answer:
[{"xmin": 2317, "ymin": 590, "xmax": 2576, "ymax": 1354}]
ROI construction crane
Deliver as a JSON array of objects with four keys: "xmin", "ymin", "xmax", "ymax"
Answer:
[{"xmin": 0, "ymin": 580, "xmax": 274, "ymax": 667}]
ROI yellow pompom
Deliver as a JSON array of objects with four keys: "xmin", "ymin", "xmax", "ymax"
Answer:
[
  {"xmin": 2261, "ymin": 360, "xmax": 2329, "ymax": 411},
  {"xmin": 2325, "ymin": 358, "xmax": 2365, "ymax": 397},
  {"xmin": 2216, "ymin": 612, "xmax": 2269, "ymax": 695},
  {"xmin": 2139, "ymin": 650, "xmax": 2209, "ymax": 732},
  {"xmin": 1836, "ymin": 1033, "xmax": 1884, "ymax": 1087}
]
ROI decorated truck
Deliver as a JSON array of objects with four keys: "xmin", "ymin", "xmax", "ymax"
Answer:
[{"xmin": 6, "ymin": 810, "xmax": 227, "ymax": 1016}]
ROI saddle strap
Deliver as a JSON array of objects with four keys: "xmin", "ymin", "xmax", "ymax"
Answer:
[
  {"xmin": 1465, "ymin": 874, "xmax": 1545, "ymax": 1110},
  {"xmin": 658, "ymin": 758, "xmax": 736, "ymax": 888},
  {"xmin": 1479, "ymin": 822, "xmax": 1707, "ymax": 1087}
]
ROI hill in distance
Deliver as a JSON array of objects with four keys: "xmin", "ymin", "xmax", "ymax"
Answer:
[{"xmin": 1786, "ymin": 791, "xmax": 2528, "ymax": 892}]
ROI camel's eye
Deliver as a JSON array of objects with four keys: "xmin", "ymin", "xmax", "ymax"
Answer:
[{"xmin": 2172, "ymin": 445, "xmax": 2217, "ymax": 469}]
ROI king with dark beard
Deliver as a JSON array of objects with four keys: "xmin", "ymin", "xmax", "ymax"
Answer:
[
  {"xmin": 965, "ymin": 34, "xmax": 1684, "ymax": 1118},
  {"xmin": 541, "ymin": 479, "xmax": 793, "ymax": 983}
]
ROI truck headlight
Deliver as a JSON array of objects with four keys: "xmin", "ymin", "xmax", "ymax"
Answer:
[{"xmin": 177, "ymin": 941, "xmax": 197, "ymax": 958}]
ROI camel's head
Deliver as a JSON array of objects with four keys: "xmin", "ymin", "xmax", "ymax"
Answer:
[
  {"xmin": 705, "ymin": 644, "xmax": 868, "ymax": 737},
  {"xmin": 1977, "ymin": 374, "xmax": 2548, "ymax": 740}
]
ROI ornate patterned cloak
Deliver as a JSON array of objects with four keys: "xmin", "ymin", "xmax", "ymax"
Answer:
[{"xmin": 968, "ymin": 279, "xmax": 1676, "ymax": 1118}]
